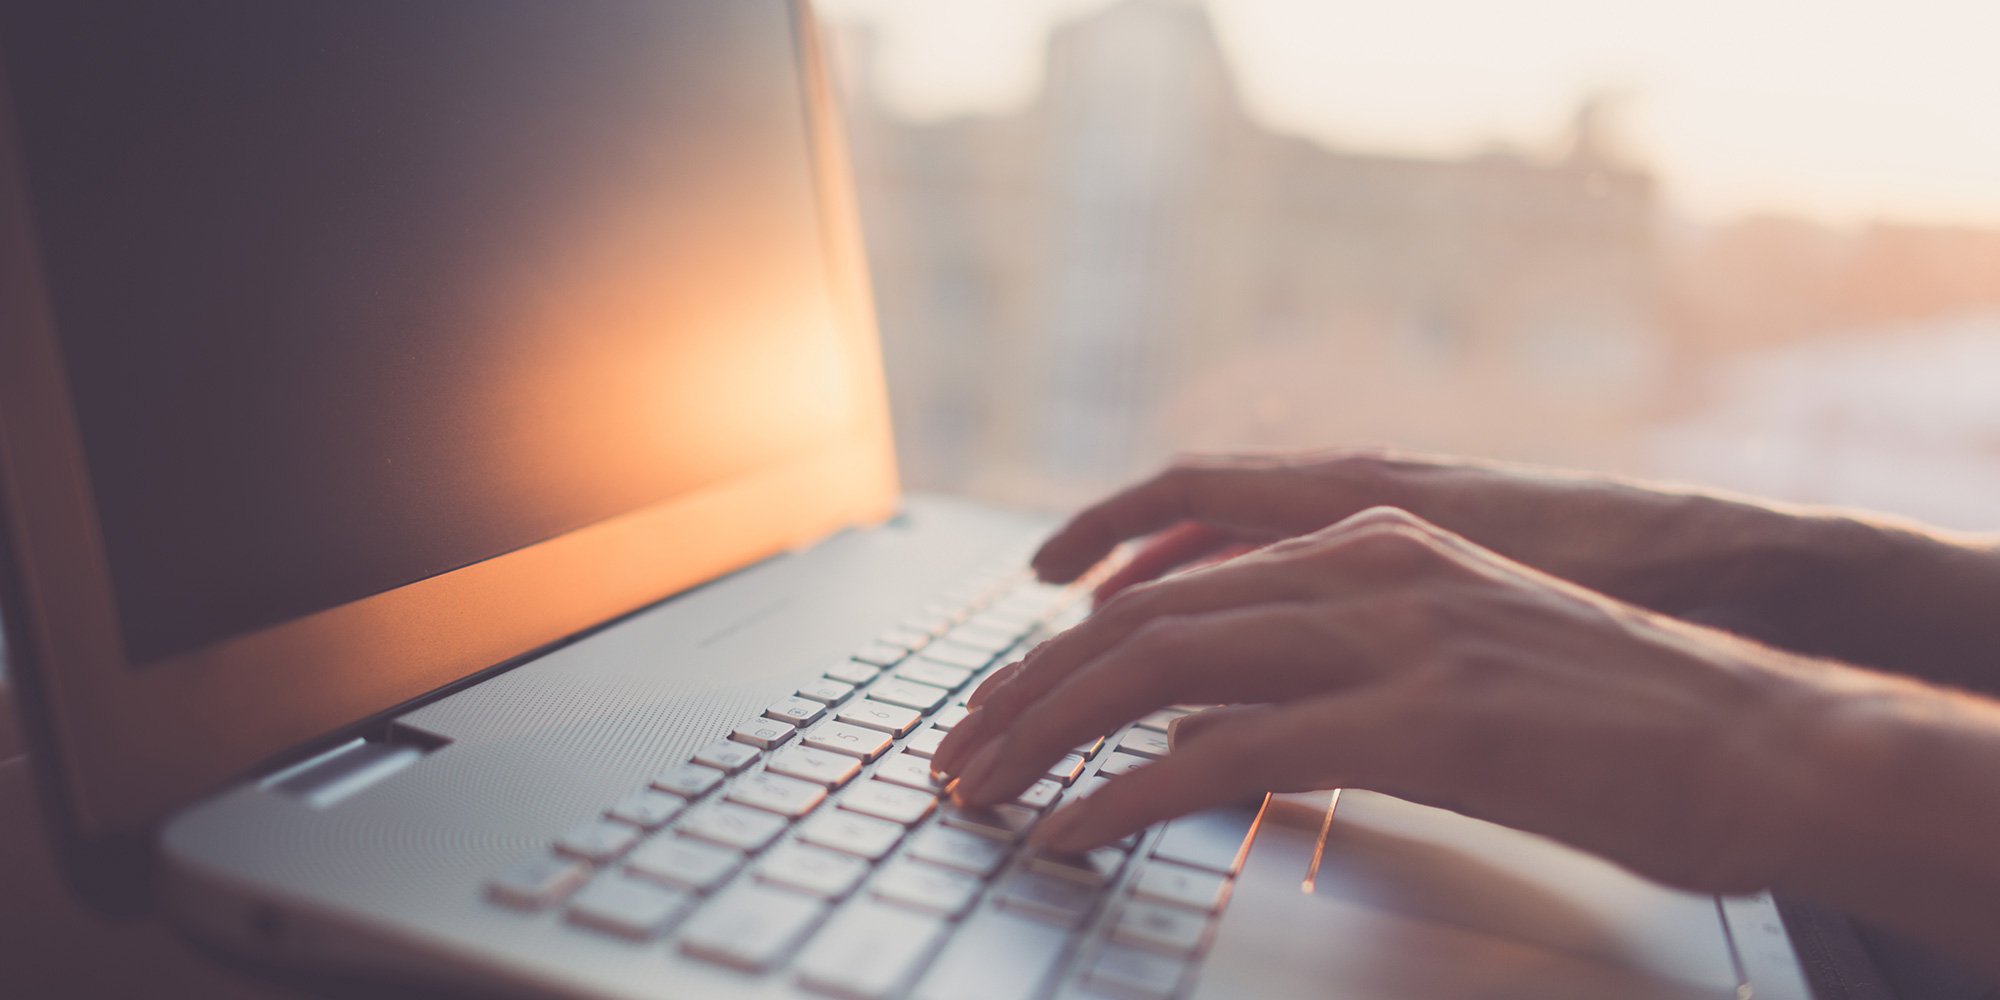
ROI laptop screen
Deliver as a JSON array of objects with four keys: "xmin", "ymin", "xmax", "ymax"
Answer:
[{"xmin": 2, "ymin": 1, "xmax": 861, "ymax": 664}]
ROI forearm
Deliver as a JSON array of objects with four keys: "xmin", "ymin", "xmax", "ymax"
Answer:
[{"xmin": 1768, "ymin": 672, "xmax": 2000, "ymax": 981}]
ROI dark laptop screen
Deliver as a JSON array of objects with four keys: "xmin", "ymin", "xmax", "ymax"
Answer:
[{"xmin": 0, "ymin": 1, "xmax": 860, "ymax": 663}]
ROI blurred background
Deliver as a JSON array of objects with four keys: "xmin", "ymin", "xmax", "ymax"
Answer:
[{"xmin": 815, "ymin": 0, "xmax": 2000, "ymax": 528}]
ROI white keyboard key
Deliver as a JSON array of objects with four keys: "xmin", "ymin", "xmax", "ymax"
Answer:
[
  {"xmin": 1073, "ymin": 736, "xmax": 1107, "ymax": 760},
  {"xmin": 798, "ymin": 810, "xmax": 905, "ymax": 861},
  {"xmin": 898, "ymin": 660, "xmax": 973, "ymax": 692},
  {"xmin": 758, "ymin": 842, "xmax": 870, "ymax": 899},
  {"xmin": 851, "ymin": 641, "xmax": 909, "ymax": 668},
  {"xmin": 873, "ymin": 751, "xmax": 946, "ymax": 793},
  {"xmin": 827, "ymin": 660, "xmax": 882, "ymax": 686},
  {"xmin": 911, "ymin": 907, "xmax": 1071, "ymax": 1000},
  {"xmin": 878, "ymin": 626, "xmax": 933, "ymax": 652},
  {"xmin": 1132, "ymin": 862, "xmax": 1230, "ymax": 911},
  {"xmin": 731, "ymin": 718, "xmax": 796, "ymax": 750},
  {"xmin": 679, "ymin": 883, "xmax": 827, "ymax": 972},
  {"xmin": 727, "ymin": 771, "xmax": 827, "ymax": 818},
  {"xmin": 871, "ymin": 859, "xmax": 982, "ymax": 918},
  {"xmin": 1025, "ymin": 846, "xmax": 1125, "ymax": 887},
  {"xmin": 902, "ymin": 727, "xmax": 947, "ymax": 759},
  {"xmin": 905, "ymin": 825, "xmax": 1010, "ymax": 877},
  {"xmin": 939, "ymin": 801, "xmax": 1038, "ymax": 841},
  {"xmin": 1085, "ymin": 942, "xmax": 1189, "ymax": 999},
  {"xmin": 487, "ymin": 855, "xmax": 588, "ymax": 910},
  {"xmin": 797, "ymin": 677, "xmax": 856, "ymax": 706},
  {"xmin": 1151, "ymin": 805, "xmax": 1259, "ymax": 875},
  {"xmin": 766, "ymin": 696, "xmax": 827, "ymax": 728},
  {"xmin": 1044, "ymin": 753, "xmax": 1087, "ymax": 785},
  {"xmin": 920, "ymin": 642, "xmax": 994, "ymax": 672},
  {"xmin": 606, "ymin": 789, "xmax": 687, "ymax": 830},
  {"xmin": 554, "ymin": 819, "xmax": 641, "ymax": 863},
  {"xmin": 766, "ymin": 746, "xmax": 862, "ymax": 789},
  {"xmin": 1012, "ymin": 779, "xmax": 1063, "ymax": 812},
  {"xmin": 695, "ymin": 739, "xmax": 761, "ymax": 773},
  {"xmin": 930, "ymin": 704, "xmax": 970, "ymax": 731},
  {"xmin": 652, "ymin": 762, "xmax": 725, "ymax": 798},
  {"xmin": 565, "ymin": 875, "xmax": 692, "ymax": 940},
  {"xmin": 1116, "ymin": 729, "xmax": 1171, "ymax": 760},
  {"xmin": 839, "ymin": 780, "xmax": 938, "ymax": 826},
  {"xmin": 804, "ymin": 721, "xmax": 895, "ymax": 760},
  {"xmin": 991, "ymin": 867, "xmax": 1103, "ymax": 927},
  {"xmin": 867, "ymin": 678, "xmax": 948, "ymax": 713},
  {"xmin": 677, "ymin": 802, "xmax": 789, "ymax": 853},
  {"xmin": 1136, "ymin": 709, "xmax": 1187, "ymax": 734},
  {"xmin": 1072, "ymin": 775, "xmax": 1111, "ymax": 799},
  {"xmin": 1095, "ymin": 752, "xmax": 1149, "ymax": 778},
  {"xmin": 797, "ymin": 900, "xmax": 948, "ymax": 1000},
  {"xmin": 836, "ymin": 699, "xmax": 921, "ymax": 737},
  {"xmin": 1110, "ymin": 900, "xmax": 1212, "ymax": 955},
  {"xmin": 625, "ymin": 835, "xmax": 742, "ymax": 893}
]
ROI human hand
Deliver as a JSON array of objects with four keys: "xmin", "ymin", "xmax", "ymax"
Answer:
[
  {"xmin": 936, "ymin": 506, "xmax": 1849, "ymax": 893},
  {"xmin": 1032, "ymin": 449, "xmax": 1843, "ymax": 628}
]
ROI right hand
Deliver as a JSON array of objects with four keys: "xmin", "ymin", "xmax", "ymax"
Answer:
[{"xmin": 1032, "ymin": 449, "xmax": 1852, "ymax": 635}]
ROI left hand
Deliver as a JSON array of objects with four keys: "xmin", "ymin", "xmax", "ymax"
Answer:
[{"xmin": 932, "ymin": 506, "xmax": 1849, "ymax": 893}]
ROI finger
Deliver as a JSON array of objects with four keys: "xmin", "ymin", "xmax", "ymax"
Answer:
[
  {"xmin": 1030, "ymin": 692, "xmax": 1406, "ymax": 853},
  {"xmin": 1167, "ymin": 704, "xmax": 1278, "ymax": 751},
  {"xmin": 935, "ymin": 550, "xmax": 1314, "ymax": 777},
  {"xmin": 1092, "ymin": 523, "xmax": 1232, "ymax": 604},
  {"xmin": 1032, "ymin": 455, "xmax": 1307, "ymax": 583},
  {"xmin": 952, "ymin": 603, "xmax": 1382, "ymax": 808}
]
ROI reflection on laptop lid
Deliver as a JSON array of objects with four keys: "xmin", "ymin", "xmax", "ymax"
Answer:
[{"xmin": 0, "ymin": 0, "xmax": 896, "ymax": 893}]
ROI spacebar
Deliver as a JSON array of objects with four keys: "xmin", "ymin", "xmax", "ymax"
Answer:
[{"xmin": 911, "ymin": 907, "xmax": 1072, "ymax": 1000}]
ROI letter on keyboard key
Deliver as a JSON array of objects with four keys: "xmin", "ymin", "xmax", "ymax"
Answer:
[
  {"xmin": 839, "ymin": 780, "xmax": 938, "ymax": 826},
  {"xmin": 827, "ymin": 660, "xmax": 881, "ymax": 686},
  {"xmin": 804, "ymin": 721, "xmax": 895, "ymax": 760},
  {"xmin": 765, "ymin": 696, "xmax": 828, "ymax": 727},
  {"xmin": 625, "ymin": 835, "xmax": 742, "ymax": 893},
  {"xmin": 905, "ymin": 826, "xmax": 1010, "ymax": 878},
  {"xmin": 565, "ymin": 875, "xmax": 692, "ymax": 940},
  {"xmin": 1151, "ymin": 804, "xmax": 1260, "ymax": 875},
  {"xmin": 797, "ymin": 900, "xmax": 948, "ymax": 1000},
  {"xmin": 866, "ymin": 678, "xmax": 948, "ymax": 713},
  {"xmin": 1132, "ymin": 863, "xmax": 1230, "ymax": 911},
  {"xmin": 1085, "ymin": 943, "xmax": 1189, "ymax": 999},
  {"xmin": 679, "ymin": 883, "xmax": 827, "ymax": 972},
  {"xmin": 758, "ymin": 842, "xmax": 870, "ymax": 899},
  {"xmin": 873, "ymin": 751, "xmax": 945, "ymax": 793},
  {"xmin": 652, "ymin": 762, "xmax": 725, "ymax": 798},
  {"xmin": 870, "ymin": 859, "xmax": 981, "ymax": 918},
  {"xmin": 798, "ymin": 810, "xmax": 905, "ymax": 861},
  {"xmin": 696, "ymin": 739, "xmax": 761, "ymax": 773},
  {"xmin": 730, "ymin": 718, "xmax": 795, "ymax": 750},
  {"xmin": 766, "ymin": 746, "xmax": 862, "ymax": 789},
  {"xmin": 726, "ymin": 771, "xmax": 827, "ymax": 818},
  {"xmin": 912, "ymin": 907, "xmax": 1072, "ymax": 1000},
  {"xmin": 836, "ymin": 699, "xmax": 921, "ymax": 737},
  {"xmin": 677, "ymin": 802, "xmax": 790, "ymax": 853},
  {"xmin": 1095, "ymin": 752, "xmax": 1149, "ymax": 778},
  {"xmin": 488, "ymin": 855, "xmax": 588, "ymax": 910}
]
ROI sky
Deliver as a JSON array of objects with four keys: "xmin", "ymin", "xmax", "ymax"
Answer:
[{"xmin": 815, "ymin": 0, "xmax": 2000, "ymax": 227}]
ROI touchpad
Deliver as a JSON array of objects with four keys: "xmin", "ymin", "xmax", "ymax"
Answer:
[{"xmin": 1194, "ymin": 790, "xmax": 1742, "ymax": 999}]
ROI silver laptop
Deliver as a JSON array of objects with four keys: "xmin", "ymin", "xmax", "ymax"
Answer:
[{"xmin": 0, "ymin": 3, "xmax": 1815, "ymax": 997}]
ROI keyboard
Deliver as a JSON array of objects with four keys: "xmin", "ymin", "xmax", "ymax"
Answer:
[{"xmin": 486, "ymin": 559, "xmax": 1262, "ymax": 1000}]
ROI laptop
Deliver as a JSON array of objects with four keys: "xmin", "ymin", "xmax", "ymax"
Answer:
[{"xmin": 0, "ymin": 2, "xmax": 1817, "ymax": 997}]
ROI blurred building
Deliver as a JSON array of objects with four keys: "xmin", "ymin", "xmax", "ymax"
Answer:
[{"xmin": 828, "ymin": 0, "xmax": 2000, "ymax": 516}]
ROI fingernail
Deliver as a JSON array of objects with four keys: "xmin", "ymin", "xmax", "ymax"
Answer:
[{"xmin": 1167, "ymin": 713, "xmax": 1186, "ymax": 751}]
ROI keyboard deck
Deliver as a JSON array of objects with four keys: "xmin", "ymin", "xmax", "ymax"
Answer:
[{"xmin": 486, "ymin": 560, "xmax": 1260, "ymax": 1000}]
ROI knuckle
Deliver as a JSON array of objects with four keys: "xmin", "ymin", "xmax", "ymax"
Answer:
[{"xmin": 1328, "ymin": 523, "xmax": 1444, "ymax": 575}]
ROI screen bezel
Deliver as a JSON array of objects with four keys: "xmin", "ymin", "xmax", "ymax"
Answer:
[{"xmin": 0, "ymin": 1, "xmax": 898, "ymax": 907}]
